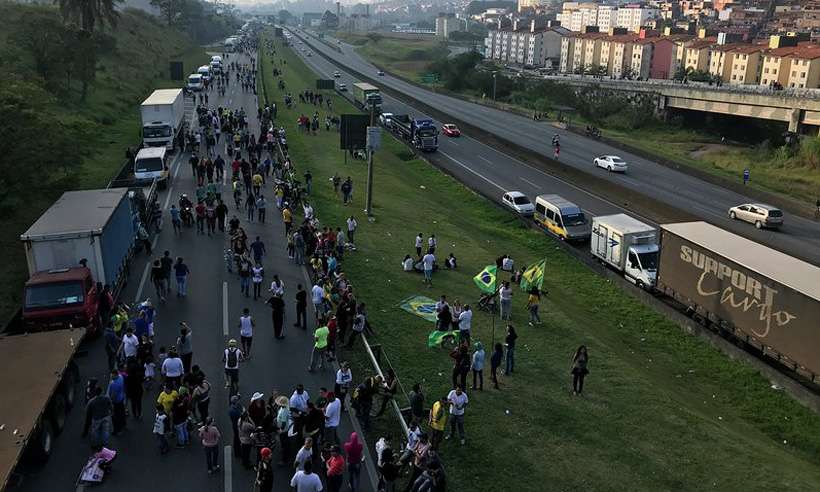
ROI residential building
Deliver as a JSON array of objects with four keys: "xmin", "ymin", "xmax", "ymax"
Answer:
[
  {"xmin": 683, "ymin": 38, "xmax": 714, "ymax": 71},
  {"xmin": 708, "ymin": 44, "xmax": 736, "ymax": 81},
  {"xmin": 518, "ymin": 0, "xmax": 551, "ymax": 12},
  {"xmin": 616, "ymin": 6, "xmax": 661, "ymax": 32},
  {"xmin": 631, "ymin": 38, "xmax": 655, "ymax": 78},
  {"xmin": 485, "ymin": 22, "xmax": 571, "ymax": 68},
  {"xmin": 726, "ymin": 45, "xmax": 764, "ymax": 85},
  {"xmin": 784, "ymin": 46, "xmax": 820, "ymax": 88},
  {"xmin": 560, "ymin": 35, "xmax": 580, "ymax": 72}
]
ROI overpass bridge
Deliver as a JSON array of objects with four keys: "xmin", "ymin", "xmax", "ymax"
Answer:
[{"xmin": 542, "ymin": 75, "xmax": 820, "ymax": 133}]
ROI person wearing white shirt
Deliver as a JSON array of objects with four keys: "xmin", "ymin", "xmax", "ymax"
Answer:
[
  {"xmin": 290, "ymin": 385, "xmax": 310, "ymax": 414},
  {"xmin": 446, "ymin": 386, "xmax": 469, "ymax": 445},
  {"xmin": 121, "ymin": 328, "xmax": 139, "ymax": 359},
  {"xmin": 499, "ymin": 281, "xmax": 513, "ymax": 321},
  {"xmin": 502, "ymin": 256, "xmax": 514, "ymax": 272},
  {"xmin": 458, "ymin": 306, "xmax": 472, "ymax": 342},
  {"xmin": 238, "ymin": 309, "xmax": 254, "ymax": 357},
  {"xmin": 422, "ymin": 253, "xmax": 435, "ymax": 286},
  {"xmin": 269, "ymin": 275, "xmax": 285, "ymax": 297},
  {"xmin": 161, "ymin": 349, "xmax": 184, "ymax": 386},
  {"xmin": 303, "ymin": 203, "xmax": 314, "ymax": 220},
  {"xmin": 335, "ymin": 363, "xmax": 353, "ymax": 411},
  {"xmin": 311, "ymin": 283, "xmax": 325, "ymax": 321},
  {"xmin": 347, "ymin": 216, "xmax": 358, "ymax": 243},
  {"xmin": 435, "ymin": 295, "xmax": 449, "ymax": 315},
  {"xmin": 324, "ymin": 393, "xmax": 341, "ymax": 444},
  {"xmin": 402, "ymin": 255, "xmax": 414, "ymax": 272},
  {"xmin": 414, "ymin": 233, "xmax": 424, "ymax": 257},
  {"xmin": 290, "ymin": 461, "xmax": 323, "ymax": 492},
  {"xmin": 428, "ymin": 234, "xmax": 437, "ymax": 254}
]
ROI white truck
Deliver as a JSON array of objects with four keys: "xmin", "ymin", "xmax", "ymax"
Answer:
[
  {"xmin": 140, "ymin": 88, "xmax": 185, "ymax": 149},
  {"xmin": 590, "ymin": 214, "xmax": 659, "ymax": 290}
]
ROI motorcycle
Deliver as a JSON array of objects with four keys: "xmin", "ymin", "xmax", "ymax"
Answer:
[{"xmin": 585, "ymin": 126, "xmax": 601, "ymax": 139}]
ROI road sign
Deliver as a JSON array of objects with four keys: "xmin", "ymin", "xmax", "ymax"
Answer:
[
  {"xmin": 340, "ymin": 114, "xmax": 369, "ymax": 150},
  {"xmin": 316, "ymin": 79, "xmax": 335, "ymax": 90}
]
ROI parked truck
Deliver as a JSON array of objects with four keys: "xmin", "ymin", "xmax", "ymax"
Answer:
[
  {"xmin": 19, "ymin": 188, "xmax": 135, "ymax": 335},
  {"xmin": 0, "ymin": 328, "xmax": 84, "ymax": 488},
  {"xmin": 591, "ymin": 214, "xmax": 658, "ymax": 290},
  {"xmin": 392, "ymin": 115, "xmax": 439, "ymax": 152},
  {"xmin": 656, "ymin": 221, "xmax": 820, "ymax": 378},
  {"xmin": 352, "ymin": 82, "xmax": 382, "ymax": 112},
  {"xmin": 140, "ymin": 88, "xmax": 186, "ymax": 149}
]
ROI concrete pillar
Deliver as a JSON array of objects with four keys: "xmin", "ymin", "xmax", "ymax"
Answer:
[{"xmin": 788, "ymin": 108, "xmax": 800, "ymax": 133}]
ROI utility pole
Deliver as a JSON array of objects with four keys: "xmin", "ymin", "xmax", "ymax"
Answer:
[
  {"xmin": 492, "ymin": 71, "xmax": 498, "ymax": 101},
  {"xmin": 364, "ymin": 97, "xmax": 376, "ymax": 217}
]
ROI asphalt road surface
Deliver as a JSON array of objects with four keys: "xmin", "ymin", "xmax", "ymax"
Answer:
[
  {"xmin": 14, "ymin": 52, "xmax": 375, "ymax": 492},
  {"xmin": 291, "ymin": 29, "xmax": 820, "ymax": 266}
]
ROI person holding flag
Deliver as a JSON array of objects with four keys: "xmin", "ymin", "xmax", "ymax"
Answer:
[
  {"xmin": 473, "ymin": 265, "xmax": 497, "ymax": 294},
  {"xmin": 520, "ymin": 259, "xmax": 546, "ymax": 293}
]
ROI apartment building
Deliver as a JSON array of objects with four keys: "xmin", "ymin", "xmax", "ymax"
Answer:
[
  {"xmin": 560, "ymin": 36, "xmax": 579, "ymax": 72},
  {"xmin": 617, "ymin": 6, "xmax": 661, "ymax": 32},
  {"xmin": 559, "ymin": 3, "xmax": 659, "ymax": 33},
  {"xmin": 630, "ymin": 39, "xmax": 654, "ymax": 78},
  {"xmin": 708, "ymin": 44, "xmax": 735, "ymax": 81},
  {"xmin": 784, "ymin": 46, "xmax": 820, "ymax": 88},
  {"xmin": 725, "ymin": 45, "xmax": 764, "ymax": 84},
  {"xmin": 760, "ymin": 46, "xmax": 794, "ymax": 87},
  {"xmin": 683, "ymin": 39, "xmax": 714, "ymax": 71},
  {"xmin": 485, "ymin": 22, "xmax": 572, "ymax": 68}
]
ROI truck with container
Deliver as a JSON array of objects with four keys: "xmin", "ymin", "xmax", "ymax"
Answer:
[
  {"xmin": 590, "ymin": 214, "xmax": 658, "ymax": 290},
  {"xmin": 19, "ymin": 188, "xmax": 135, "ymax": 335},
  {"xmin": 391, "ymin": 115, "xmax": 439, "ymax": 152},
  {"xmin": 656, "ymin": 221, "xmax": 820, "ymax": 379},
  {"xmin": 352, "ymin": 82, "xmax": 382, "ymax": 112},
  {"xmin": 140, "ymin": 88, "xmax": 186, "ymax": 150}
]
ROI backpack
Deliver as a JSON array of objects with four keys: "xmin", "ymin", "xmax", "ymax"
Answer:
[{"xmin": 227, "ymin": 348, "xmax": 238, "ymax": 368}]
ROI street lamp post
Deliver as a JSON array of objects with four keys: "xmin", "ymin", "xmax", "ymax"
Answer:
[
  {"xmin": 364, "ymin": 95, "xmax": 379, "ymax": 217},
  {"xmin": 492, "ymin": 71, "xmax": 497, "ymax": 101}
]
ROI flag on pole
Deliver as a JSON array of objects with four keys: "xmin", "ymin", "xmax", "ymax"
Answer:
[
  {"xmin": 520, "ymin": 259, "xmax": 546, "ymax": 292},
  {"xmin": 473, "ymin": 265, "xmax": 497, "ymax": 294}
]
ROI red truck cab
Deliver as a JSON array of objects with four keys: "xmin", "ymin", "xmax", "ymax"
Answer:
[{"xmin": 22, "ymin": 267, "xmax": 99, "ymax": 335}]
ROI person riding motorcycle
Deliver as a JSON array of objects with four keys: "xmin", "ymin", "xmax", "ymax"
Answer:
[
  {"xmin": 179, "ymin": 194, "xmax": 194, "ymax": 227},
  {"xmin": 552, "ymin": 134, "xmax": 560, "ymax": 148}
]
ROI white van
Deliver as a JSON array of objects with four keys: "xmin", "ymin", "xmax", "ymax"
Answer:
[
  {"xmin": 197, "ymin": 65, "xmax": 211, "ymax": 82},
  {"xmin": 187, "ymin": 73, "xmax": 204, "ymax": 91},
  {"xmin": 134, "ymin": 147, "xmax": 171, "ymax": 189},
  {"xmin": 533, "ymin": 194, "xmax": 592, "ymax": 242}
]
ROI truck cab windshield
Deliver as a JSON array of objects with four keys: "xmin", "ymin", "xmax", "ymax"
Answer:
[
  {"xmin": 562, "ymin": 213, "xmax": 586, "ymax": 227},
  {"xmin": 136, "ymin": 157, "xmax": 164, "ymax": 173},
  {"xmin": 417, "ymin": 127, "xmax": 437, "ymax": 138},
  {"xmin": 144, "ymin": 126, "xmax": 171, "ymax": 138},
  {"xmin": 637, "ymin": 251, "xmax": 659, "ymax": 270},
  {"xmin": 25, "ymin": 282, "xmax": 84, "ymax": 310}
]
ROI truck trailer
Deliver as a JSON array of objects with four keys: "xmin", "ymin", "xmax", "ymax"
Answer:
[
  {"xmin": 352, "ymin": 82, "xmax": 382, "ymax": 112},
  {"xmin": 391, "ymin": 115, "xmax": 438, "ymax": 152},
  {"xmin": 140, "ymin": 88, "xmax": 186, "ymax": 149},
  {"xmin": 591, "ymin": 214, "xmax": 658, "ymax": 289},
  {"xmin": 19, "ymin": 188, "xmax": 135, "ymax": 334},
  {"xmin": 656, "ymin": 221, "xmax": 820, "ymax": 378}
]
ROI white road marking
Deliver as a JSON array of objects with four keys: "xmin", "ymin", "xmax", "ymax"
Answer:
[
  {"xmin": 162, "ymin": 185, "xmax": 174, "ymax": 210},
  {"xmin": 446, "ymin": 140, "xmax": 459, "ymax": 147},
  {"xmin": 223, "ymin": 445, "xmax": 233, "ymax": 492},
  {"xmin": 477, "ymin": 155, "xmax": 493, "ymax": 165},
  {"xmin": 519, "ymin": 177, "xmax": 538, "ymax": 188},
  {"xmin": 134, "ymin": 262, "xmax": 150, "ymax": 304},
  {"xmin": 222, "ymin": 281, "xmax": 229, "ymax": 337},
  {"xmin": 439, "ymin": 151, "xmax": 505, "ymax": 192}
]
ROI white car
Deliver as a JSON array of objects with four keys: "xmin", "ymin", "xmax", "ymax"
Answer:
[
  {"xmin": 333, "ymin": 71, "xmax": 341, "ymax": 78},
  {"xmin": 728, "ymin": 203, "xmax": 783, "ymax": 229},
  {"xmin": 594, "ymin": 155, "xmax": 628, "ymax": 172},
  {"xmin": 379, "ymin": 112, "xmax": 393, "ymax": 127},
  {"xmin": 502, "ymin": 191, "xmax": 535, "ymax": 216},
  {"xmin": 377, "ymin": 70, "xmax": 385, "ymax": 76},
  {"xmin": 337, "ymin": 83, "xmax": 347, "ymax": 91}
]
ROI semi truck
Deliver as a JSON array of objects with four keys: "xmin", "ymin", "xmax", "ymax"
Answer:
[
  {"xmin": 591, "ymin": 214, "xmax": 658, "ymax": 290},
  {"xmin": 19, "ymin": 188, "xmax": 135, "ymax": 334},
  {"xmin": 140, "ymin": 88, "xmax": 186, "ymax": 149},
  {"xmin": 352, "ymin": 82, "xmax": 382, "ymax": 113},
  {"xmin": 391, "ymin": 115, "xmax": 439, "ymax": 152},
  {"xmin": 656, "ymin": 221, "xmax": 820, "ymax": 378},
  {"xmin": 0, "ymin": 328, "xmax": 84, "ymax": 488}
]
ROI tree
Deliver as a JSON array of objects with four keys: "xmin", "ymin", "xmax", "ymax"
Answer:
[
  {"xmin": 151, "ymin": 0, "xmax": 184, "ymax": 26},
  {"xmin": 366, "ymin": 32, "xmax": 383, "ymax": 44},
  {"xmin": 11, "ymin": 9, "xmax": 71, "ymax": 90},
  {"xmin": 278, "ymin": 10, "xmax": 292, "ymax": 25},
  {"xmin": 54, "ymin": 0, "xmax": 122, "ymax": 32}
]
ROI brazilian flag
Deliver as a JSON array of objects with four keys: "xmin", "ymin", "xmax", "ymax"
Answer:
[
  {"xmin": 520, "ymin": 259, "xmax": 546, "ymax": 292},
  {"xmin": 473, "ymin": 265, "xmax": 497, "ymax": 294},
  {"xmin": 428, "ymin": 330, "xmax": 455, "ymax": 348}
]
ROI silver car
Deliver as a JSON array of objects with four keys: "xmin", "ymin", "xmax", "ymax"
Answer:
[{"xmin": 728, "ymin": 203, "xmax": 783, "ymax": 229}]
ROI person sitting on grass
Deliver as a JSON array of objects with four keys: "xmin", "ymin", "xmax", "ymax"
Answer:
[
  {"xmin": 445, "ymin": 253, "xmax": 457, "ymax": 270},
  {"xmin": 402, "ymin": 255, "xmax": 414, "ymax": 272}
]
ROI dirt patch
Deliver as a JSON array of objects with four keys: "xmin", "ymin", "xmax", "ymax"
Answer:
[{"xmin": 689, "ymin": 143, "xmax": 733, "ymax": 159}]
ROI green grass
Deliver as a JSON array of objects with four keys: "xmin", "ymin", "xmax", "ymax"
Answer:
[
  {"xmin": 0, "ymin": 5, "xmax": 207, "ymax": 322},
  {"xmin": 335, "ymin": 32, "xmax": 445, "ymax": 81},
  {"xmin": 262, "ymin": 33, "xmax": 820, "ymax": 491}
]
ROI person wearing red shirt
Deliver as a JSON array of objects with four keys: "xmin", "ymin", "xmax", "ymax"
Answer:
[
  {"xmin": 325, "ymin": 445, "xmax": 345, "ymax": 492},
  {"xmin": 343, "ymin": 432, "xmax": 364, "ymax": 491},
  {"xmin": 195, "ymin": 202, "xmax": 206, "ymax": 234}
]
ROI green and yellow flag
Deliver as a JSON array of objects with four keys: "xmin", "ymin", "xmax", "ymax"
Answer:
[
  {"xmin": 520, "ymin": 259, "xmax": 546, "ymax": 292},
  {"xmin": 427, "ymin": 330, "xmax": 455, "ymax": 348},
  {"xmin": 473, "ymin": 265, "xmax": 497, "ymax": 294}
]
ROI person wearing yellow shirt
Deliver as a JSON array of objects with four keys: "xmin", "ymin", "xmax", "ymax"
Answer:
[
  {"xmin": 282, "ymin": 206, "xmax": 293, "ymax": 233},
  {"xmin": 252, "ymin": 173, "xmax": 263, "ymax": 196},
  {"xmin": 156, "ymin": 384, "xmax": 178, "ymax": 415},
  {"xmin": 308, "ymin": 325, "xmax": 329, "ymax": 372},
  {"xmin": 428, "ymin": 395, "xmax": 448, "ymax": 449}
]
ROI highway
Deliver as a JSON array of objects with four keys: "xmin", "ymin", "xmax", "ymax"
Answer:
[
  {"xmin": 290, "ymin": 29, "xmax": 820, "ymax": 266},
  {"xmin": 15, "ymin": 51, "xmax": 376, "ymax": 492}
]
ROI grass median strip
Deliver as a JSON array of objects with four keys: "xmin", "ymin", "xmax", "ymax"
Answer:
[{"xmin": 261, "ymin": 32, "xmax": 820, "ymax": 491}]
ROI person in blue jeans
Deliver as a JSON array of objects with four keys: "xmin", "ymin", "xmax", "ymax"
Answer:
[
  {"xmin": 174, "ymin": 257, "xmax": 190, "ymax": 297},
  {"xmin": 504, "ymin": 325, "xmax": 518, "ymax": 375}
]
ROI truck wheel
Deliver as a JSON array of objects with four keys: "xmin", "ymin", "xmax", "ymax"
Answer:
[
  {"xmin": 636, "ymin": 280, "xmax": 645, "ymax": 290},
  {"xmin": 49, "ymin": 393, "xmax": 67, "ymax": 434},
  {"xmin": 26, "ymin": 420, "xmax": 54, "ymax": 462},
  {"xmin": 62, "ymin": 361, "xmax": 79, "ymax": 409}
]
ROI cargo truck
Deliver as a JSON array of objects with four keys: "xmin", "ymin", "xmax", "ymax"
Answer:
[
  {"xmin": 352, "ymin": 82, "xmax": 382, "ymax": 112},
  {"xmin": 656, "ymin": 221, "xmax": 820, "ymax": 378},
  {"xmin": 591, "ymin": 214, "xmax": 658, "ymax": 290},
  {"xmin": 19, "ymin": 188, "xmax": 135, "ymax": 334},
  {"xmin": 0, "ymin": 329, "xmax": 84, "ymax": 489},
  {"xmin": 391, "ymin": 115, "xmax": 439, "ymax": 152},
  {"xmin": 140, "ymin": 88, "xmax": 186, "ymax": 149}
]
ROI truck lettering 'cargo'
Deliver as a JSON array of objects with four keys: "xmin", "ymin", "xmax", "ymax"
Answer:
[{"xmin": 657, "ymin": 222, "xmax": 820, "ymax": 376}]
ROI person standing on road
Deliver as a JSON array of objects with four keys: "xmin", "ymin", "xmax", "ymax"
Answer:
[
  {"xmin": 162, "ymin": 348, "xmax": 184, "ymax": 388},
  {"xmin": 325, "ymin": 445, "xmax": 345, "ymax": 492},
  {"xmin": 124, "ymin": 357, "xmax": 144, "ymax": 419},
  {"xmin": 499, "ymin": 281, "xmax": 513, "ymax": 321},
  {"xmin": 174, "ymin": 257, "xmax": 190, "ymax": 297},
  {"xmin": 335, "ymin": 362, "xmax": 353, "ymax": 411},
  {"xmin": 176, "ymin": 323, "xmax": 193, "ymax": 374},
  {"xmin": 239, "ymin": 309, "xmax": 254, "ymax": 358},
  {"xmin": 256, "ymin": 447, "xmax": 274, "ymax": 492},
  {"xmin": 308, "ymin": 322, "xmax": 330, "ymax": 372},
  {"xmin": 570, "ymin": 345, "xmax": 590, "ymax": 396},
  {"xmin": 324, "ymin": 391, "xmax": 341, "ymax": 444},
  {"xmin": 344, "ymin": 432, "xmax": 364, "ymax": 492},
  {"xmin": 160, "ymin": 251, "xmax": 173, "ymax": 296},
  {"xmin": 311, "ymin": 282, "xmax": 325, "ymax": 322},
  {"xmin": 150, "ymin": 259, "xmax": 166, "ymax": 302},
  {"xmin": 293, "ymin": 230, "xmax": 306, "ymax": 265},
  {"xmin": 192, "ymin": 375, "xmax": 212, "ymax": 424},
  {"xmin": 446, "ymin": 385, "xmax": 468, "ymax": 445},
  {"xmin": 250, "ymin": 236, "xmax": 266, "ymax": 263},
  {"xmin": 84, "ymin": 387, "xmax": 113, "ymax": 447},
  {"xmin": 199, "ymin": 417, "xmax": 221, "ymax": 474},
  {"xmin": 252, "ymin": 261, "xmax": 265, "ymax": 300},
  {"xmin": 107, "ymin": 369, "xmax": 127, "ymax": 435},
  {"xmin": 153, "ymin": 403, "xmax": 170, "ymax": 455},
  {"xmin": 294, "ymin": 284, "xmax": 308, "ymax": 330},
  {"xmin": 266, "ymin": 292, "xmax": 286, "ymax": 339},
  {"xmin": 290, "ymin": 460, "xmax": 323, "ymax": 492},
  {"xmin": 257, "ymin": 194, "xmax": 267, "ymax": 223}
]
